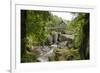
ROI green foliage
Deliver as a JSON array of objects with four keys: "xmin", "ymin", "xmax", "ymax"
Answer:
[
  {"xmin": 25, "ymin": 10, "xmax": 51, "ymax": 45},
  {"xmin": 21, "ymin": 10, "xmax": 64, "ymax": 62},
  {"xmin": 21, "ymin": 53, "xmax": 38, "ymax": 63},
  {"xmin": 48, "ymin": 15, "xmax": 62, "ymax": 27},
  {"xmin": 48, "ymin": 48, "xmax": 80, "ymax": 61},
  {"xmin": 66, "ymin": 13, "xmax": 89, "ymax": 49},
  {"xmin": 24, "ymin": 10, "xmax": 64, "ymax": 46},
  {"xmin": 25, "ymin": 33, "xmax": 39, "ymax": 47},
  {"xmin": 66, "ymin": 13, "xmax": 89, "ymax": 59},
  {"xmin": 21, "ymin": 10, "xmax": 89, "ymax": 62}
]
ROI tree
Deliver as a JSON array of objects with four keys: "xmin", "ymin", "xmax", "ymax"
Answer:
[
  {"xmin": 79, "ymin": 13, "xmax": 90, "ymax": 59},
  {"xmin": 25, "ymin": 10, "xmax": 52, "ymax": 46},
  {"xmin": 66, "ymin": 13, "xmax": 90, "ymax": 59}
]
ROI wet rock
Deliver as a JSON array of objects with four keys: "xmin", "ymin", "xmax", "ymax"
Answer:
[
  {"xmin": 57, "ymin": 41, "xmax": 68, "ymax": 48},
  {"xmin": 46, "ymin": 35, "xmax": 53, "ymax": 45},
  {"xmin": 52, "ymin": 31, "xmax": 58, "ymax": 44},
  {"xmin": 42, "ymin": 46, "xmax": 50, "ymax": 52}
]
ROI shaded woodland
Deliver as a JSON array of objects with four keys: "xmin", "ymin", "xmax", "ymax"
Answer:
[{"xmin": 21, "ymin": 10, "xmax": 89, "ymax": 63}]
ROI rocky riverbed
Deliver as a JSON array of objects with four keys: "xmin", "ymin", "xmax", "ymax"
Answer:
[{"xmin": 25, "ymin": 32, "xmax": 78, "ymax": 62}]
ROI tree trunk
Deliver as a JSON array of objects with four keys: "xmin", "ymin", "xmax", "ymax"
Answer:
[{"xmin": 80, "ymin": 13, "xmax": 90, "ymax": 60}]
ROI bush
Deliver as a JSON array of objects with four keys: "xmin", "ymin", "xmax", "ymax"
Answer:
[{"xmin": 21, "ymin": 53, "xmax": 38, "ymax": 63}]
